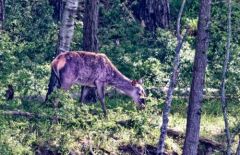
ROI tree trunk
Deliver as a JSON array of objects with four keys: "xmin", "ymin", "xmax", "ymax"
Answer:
[
  {"xmin": 134, "ymin": 0, "xmax": 170, "ymax": 31},
  {"xmin": 237, "ymin": 136, "xmax": 240, "ymax": 155},
  {"xmin": 220, "ymin": 0, "xmax": 232, "ymax": 154},
  {"xmin": 157, "ymin": 0, "xmax": 187, "ymax": 154},
  {"xmin": 49, "ymin": 0, "xmax": 64, "ymax": 22},
  {"xmin": 80, "ymin": 0, "xmax": 99, "ymax": 103},
  {"xmin": 183, "ymin": 0, "xmax": 211, "ymax": 154},
  {"xmin": 58, "ymin": 0, "xmax": 79, "ymax": 53},
  {"xmin": 0, "ymin": 0, "xmax": 4, "ymax": 30}
]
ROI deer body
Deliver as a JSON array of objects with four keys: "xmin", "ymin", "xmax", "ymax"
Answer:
[{"xmin": 46, "ymin": 51, "xmax": 146, "ymax": 115}]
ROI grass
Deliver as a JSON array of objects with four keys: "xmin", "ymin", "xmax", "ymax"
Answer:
[{"xmin": 0, "ymin": 90, "xmax": 239, "ymax": 154}]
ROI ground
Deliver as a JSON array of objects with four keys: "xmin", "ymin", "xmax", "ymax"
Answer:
[{"xmin": 0, "ymin": 88, "xmax": 239, "ymax": 154}]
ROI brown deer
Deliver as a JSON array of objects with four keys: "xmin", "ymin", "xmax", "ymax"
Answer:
[{"xmin": 45, "ymin": 51, "xmax": 146, "ymax": 116}]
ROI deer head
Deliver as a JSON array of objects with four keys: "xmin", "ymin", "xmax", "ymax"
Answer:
[{"xmin": 130, "ymin": 79, "xmax": 146, "ymax": 109}]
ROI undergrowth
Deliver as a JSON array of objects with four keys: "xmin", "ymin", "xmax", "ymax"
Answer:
[{"xmin": 0, "ymin": 89, "xmax": 239, "ymax": 154}]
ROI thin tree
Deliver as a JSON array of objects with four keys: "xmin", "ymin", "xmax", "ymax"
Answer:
[
  {"xmin": 0, "ymin": 0, "xmax": 4, "ymax": 30},
  {"xmin": 157, "ymin": 0, "xmax": 188, "ymax": 154},
  {"xmin": 80, "ymin": 0, "xmax": 99, "ymax": 103},
  {"xmin": 182, "ymin": 0, "xmax": 212, "ymax": 154},
  {"xmin": 57, "ymin": 0, "xmax": 79, "ymax": 53},
  {"xmin": 220, "ymin": 0, "xmax": 232, "ymax": 154}
]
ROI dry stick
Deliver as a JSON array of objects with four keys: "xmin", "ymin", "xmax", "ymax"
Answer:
[
  {"xmin": 121, "ymin": 2, "xmax": 136, "ymax": 22},
  {"xmin": 157, "ymin": 0, "xmax": 187, "ymax": 154},
  {"xmin": 220, "ymin": 0, "xmax": 232, "ymax": 154}
]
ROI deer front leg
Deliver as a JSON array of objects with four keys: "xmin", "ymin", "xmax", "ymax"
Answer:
[
  {"xmin": 95, "ymin": 80, "xmax": 107, "ymax": 116},
  {"xmin": 79, "ymin": 86, "xmax": 87, "ymax": 103}
]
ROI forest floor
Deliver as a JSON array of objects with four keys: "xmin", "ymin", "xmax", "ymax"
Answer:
[{"xmin": 0, "ymin": 88, "xmax": 239, "ymax": 155}]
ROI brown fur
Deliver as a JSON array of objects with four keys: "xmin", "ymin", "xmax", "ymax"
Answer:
[
  {"xmin": 52, "ymin": 54, "xmax": 66, "ymax": 76},
  {"xmin": 51, "ymin": 51, "xmax": 129, "ymax": 88},
  {"xmin": 46, "ymin": 51, "xmax": 146, "ymax": 115}
]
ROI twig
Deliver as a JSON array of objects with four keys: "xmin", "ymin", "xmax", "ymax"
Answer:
[
  {"xmin": 130, "ymin": 144, "xmax": 142, "ymax": 155},
  {"xmin": 121, "ymin": 2, "xmax": 136, "ymax": 22}
]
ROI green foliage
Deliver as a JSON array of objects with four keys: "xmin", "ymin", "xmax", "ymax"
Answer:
[
  {"xmin": 0, "ymin": 96, "xmax": 239, "ymax": 154},
  {"xmin": 5, "ymin": 0, "xmax": 58, "ymax": 61},
  {"xmin": 0, "ymin": 0, "xmax": 56, "ymax": 99},
  {"xmin": 206, "ymin": 1, "xmax": 240, "ymax": 105},
  {"xmin": 71, "ymin": 21, "xmax": 84, "ymax": 50},
  {"xmin": 133, "ymin": 57, "xmax": 167, "ymax": 87}
]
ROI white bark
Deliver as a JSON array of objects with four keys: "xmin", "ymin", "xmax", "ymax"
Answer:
[
  {"xmin": 58, "ymin": 0, "xmax": 79, "ymax": 53},
  {"xmin": 237, "ymin": 136, "xmax": 240, "ymax": 155},
  {"xmin": 220, "ymin": 0, "xmax": 232, "ymax": 154},
  {"xmin": 157, "ymin": 0, "xmax": 187, "ymax": 154}
]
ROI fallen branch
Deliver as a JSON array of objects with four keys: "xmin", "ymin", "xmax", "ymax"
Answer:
[{"xmin": 0, "ymin": 110, "xmax": 61, "ymax": 121}]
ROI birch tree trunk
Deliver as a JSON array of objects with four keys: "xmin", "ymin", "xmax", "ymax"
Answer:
[
  {"xmin": 57, "ymin": 0, "xmax": 79, "ymax": 53},
  {"xmin": 237, "ymin": 136, "xmax": 240, "ymax": 155},
  {"xmin": 157, "ymin": 0, "xmax": 187, "ymax": 154},
  {"xmin": 183, "ymin": 0, "xmax": 211, "ymax": 154},
  {"xmin": 80, "ymin": 0, "xmax": 99, "ymax": 103},
  {"xmin": 220, "ymin": 0, "xmax": 232, "ymax": 154},
  {"xmin": 0, "ymin": 0, "xmax": 4, "ymax": 30}
]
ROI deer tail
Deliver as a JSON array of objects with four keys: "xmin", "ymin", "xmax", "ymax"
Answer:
[{"xmin": 45, "ymin": 68, "xmax": 61, "ymax": 102}]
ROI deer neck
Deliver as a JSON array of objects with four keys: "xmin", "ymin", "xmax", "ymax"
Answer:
[{"xmin": 108, "ymin": 70, "xmax": 134, "ymax": 96}]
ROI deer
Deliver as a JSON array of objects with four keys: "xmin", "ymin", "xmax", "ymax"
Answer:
[{"xmin": 45, "ymin": 51, "xmax": 146, "ymax": 116}]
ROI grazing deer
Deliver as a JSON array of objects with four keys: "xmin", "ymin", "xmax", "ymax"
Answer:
[{"xmin": 45, "ymin": 51, "xmax": 146, "ymax": 115}]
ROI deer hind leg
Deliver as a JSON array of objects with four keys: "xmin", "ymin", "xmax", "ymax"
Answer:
[
  {"xmin": 95, "ymin": 80, "xmax": 107, "ymax": 116},
  {"xmin": 59, "ymin": 69, "xmax": 77, "ymax": 91}
]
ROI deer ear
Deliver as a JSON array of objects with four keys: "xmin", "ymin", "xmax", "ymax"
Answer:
[
  {"xmin": 138, "ymin": 78, "xmax": 144, "ymax": 84},
  {"xmin": 132, "ymin": 80, "xmax": 137, "ymax": 86}
]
